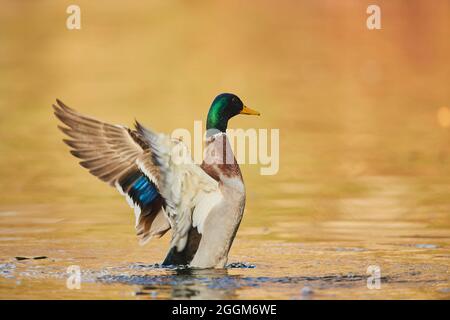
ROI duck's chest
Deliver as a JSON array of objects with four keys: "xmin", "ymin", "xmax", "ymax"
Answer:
[{"xmin": 201, "ymin": 133, "xmax": 245, "ymax": 199}]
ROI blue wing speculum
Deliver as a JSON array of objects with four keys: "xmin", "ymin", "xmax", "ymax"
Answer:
[{"xmin": 116, "ymin": 169, "xmax": 162, "ymax": 215}]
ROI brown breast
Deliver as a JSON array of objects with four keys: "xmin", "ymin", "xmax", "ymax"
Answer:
[{"xmin": 200, "ymin": 133, "xmax": 243, "ymax": 182}]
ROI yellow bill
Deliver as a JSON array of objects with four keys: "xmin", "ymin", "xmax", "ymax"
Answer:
[{"xmin": 240, "ymin": 105, "xmax": 261, "ymax": 116}]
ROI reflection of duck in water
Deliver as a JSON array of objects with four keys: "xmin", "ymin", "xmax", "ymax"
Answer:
[
  {"xmin": 53, "ymin": 94, "xmax": 260, "ymax": 268},
  {"xmin": 135, "ymin": 268, "xmax": 238, "ymax": 300}
]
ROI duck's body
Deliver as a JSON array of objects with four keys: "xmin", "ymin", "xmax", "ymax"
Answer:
[
  {"xmin": 53, "ymin": 94, "xmax": 259, "ymax": 268},
  {"xmin": 165, "ymin": 133, "xmax": 246, "ymax": 267}
]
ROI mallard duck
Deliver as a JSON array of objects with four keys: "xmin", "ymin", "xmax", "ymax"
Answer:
[{"xmin": 53, "ymin": 94, "xmax": 260, "ymax": 268}]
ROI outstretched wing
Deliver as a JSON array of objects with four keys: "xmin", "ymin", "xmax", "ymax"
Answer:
[
  {"xmin": 135, "ymin": 122, "xmax": 223, "ymax": 252},
  {"xmin": 53, "ymin": 99, "xmax": 170, "ymax": 243},
  {"xmin": 54, "ymin": 99, "xmax": 223, "ymax": 253}
]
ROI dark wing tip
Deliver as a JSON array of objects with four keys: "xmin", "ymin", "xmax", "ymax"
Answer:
[
  {"xmin": 62, "ymin": 139, "xmax": 77, "ymax": 148},
  {"xmin": 134, "ymin": 120, "xmax": 156, "ymax": 138},
  {"xmin": 56, "ymin": 99, "xmax": 77, "ymax": 114},
  {"xmin": 134, "ymin": 119, "xmax": 143, "ymax": 131},
  {"xmin": 56, "ymin": 98, "xmax": 65, "ymax": 108},
  {"xmin": 52, "ymin": 99, "xmax": 71, "ymax": 118},
  {"xmin": 70, "ymin": 150, "xmax": 82, "ymax": 159}
]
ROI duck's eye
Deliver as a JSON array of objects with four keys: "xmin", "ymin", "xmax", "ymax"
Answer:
[{"xmin": 231, "ymin": 97, "xmax": 237, "ymax": 104}]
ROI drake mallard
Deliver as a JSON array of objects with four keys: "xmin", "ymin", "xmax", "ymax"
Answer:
[{"xmin": 53, "ymin": 94, "xmax": 260, "ymax": 268}]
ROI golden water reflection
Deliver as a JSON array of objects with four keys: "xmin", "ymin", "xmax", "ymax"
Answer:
[{"xmin": 0, "ymin": 1, "xmax": 449, "ymax": 299}]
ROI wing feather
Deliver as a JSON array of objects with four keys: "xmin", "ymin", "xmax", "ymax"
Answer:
[
  {"xmin": 53, "ymin": 99, "xmax": 170, "ymax": 242},
  {"xmin": 135, "ymin": 121, "xmax": 223, "ymax": 252},
  {"xmin": 54, "ymin": 99, "xmax": 222, "ymax": 253}
]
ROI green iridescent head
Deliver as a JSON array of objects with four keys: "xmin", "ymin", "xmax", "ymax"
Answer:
[{"xmin": 206, "ymin": 93, "xmax": 260, "ymax": 133}]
